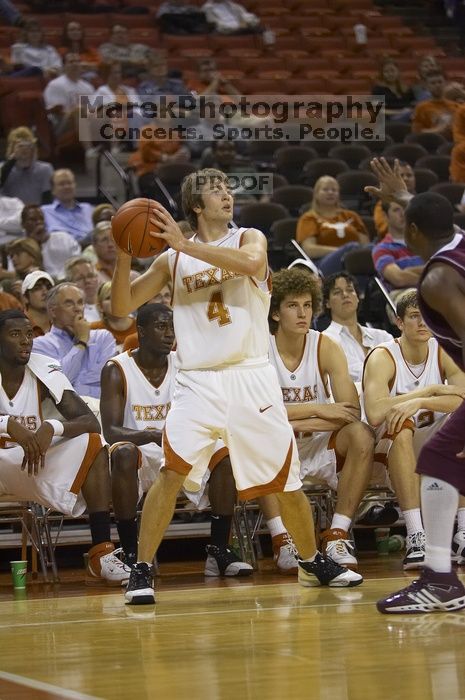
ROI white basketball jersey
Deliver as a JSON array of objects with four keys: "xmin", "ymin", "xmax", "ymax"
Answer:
[
  {"xmin": 109, "ymin": 351, "xmax": 177, "ymax": 431},
  {"xmin": 367, "ymin": 337, "xmax": 445, "ymax": 428},
  {"xmin": 0, "ymin": 368, "xmax": 42, "ymax": 445},
  {"xmin": 269, "ymin": 331, "xmax": 330, "ymax": 406},
  {"xmin": 169, "ymin": 228, "xmax": 271, "ymax": 370}
]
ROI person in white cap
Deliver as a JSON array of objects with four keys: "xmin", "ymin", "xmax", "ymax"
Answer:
[{"xmin": 22, "ymin": 270, "xmax": 54, "ymax": 337}]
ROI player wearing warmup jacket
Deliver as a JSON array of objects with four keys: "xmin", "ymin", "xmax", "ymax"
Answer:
[
  {"xmin": 100, "ymin": 302, "xmax": 251, "ymax": 577},
  {"xmin": 366, "ymin": 158, "xmax": 465, "ymax": 614},
  {"xmin": 112, "ymin": 168, "xmax": 362, "ymax": 605},
  {"xmin": 0, "ymin": 309, "xmax": 130, "ymax": 586},
  {"xmin": 363, "ymin": 289, "xmax": 465, "ymax": 570},
  {"xmin": 261, "ymin": 268, "xmax": 374, "ymax": 572}
]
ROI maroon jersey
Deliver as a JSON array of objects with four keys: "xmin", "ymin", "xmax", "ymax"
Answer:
[{"xmin": 418, "ymin": 232, "xmax": 465, "ymax": 370}]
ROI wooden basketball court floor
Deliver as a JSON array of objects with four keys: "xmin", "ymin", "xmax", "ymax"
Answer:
[{"xmin": 0, "ymin": 554, "xmax": 464, "ymax": 700}]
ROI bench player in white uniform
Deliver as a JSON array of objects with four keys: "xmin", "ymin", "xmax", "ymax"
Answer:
[
  {"xmin": 363, "ymin": 290, "xmax": 465, "ymax": 569},
  {"xmin": 322, "ymin": 272, "xmax": 393, "ymax": 387},
  {"xmin": 101, "ymin": 302, "xmax": 252, "ymax": 577},
  {"xmin": 112, "ymin": 168, "xmax": 362, "ymax": 604},
  {"xmin": 263, "ymin": 268, "xmax": 375, "ymax": 571},
  {"xmin": 0, "ymin": 309, "xmax": 130, "ymax": 586}
]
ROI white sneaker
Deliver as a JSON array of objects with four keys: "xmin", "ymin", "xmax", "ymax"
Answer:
[
  {"xmin": 298, "ymin": 553, "xmax": 363, "ymax": 588},
  {"xmin": 403, "ymin": 531, "xmax": 426, "ymax": 570},
  {"xmin": 321, "ymin": 528, "xmax": 358, "ymax": 570},
  {"xmin": 87, "ymin": 542, "xmax": 131, "ymax": 587},
  {"xmin": 452, "ymin": 530, "xmax": 465, "ymax": 565},
  {"xmin": 272, "ymin": 533, "xmax": 298, "ymax": 574}
]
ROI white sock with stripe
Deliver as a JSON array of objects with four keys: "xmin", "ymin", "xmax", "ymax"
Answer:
[{"xmin": 422, "ymin": 476, "xmax": 459, "ymax": 573}]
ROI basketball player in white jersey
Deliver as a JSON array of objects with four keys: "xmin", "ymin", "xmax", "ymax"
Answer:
[
  {"xmin": 363, "ymin": 290, "xmax": 465, "ymax": 569},
  {"xmin": 262, "ymin": 267, "xmax": 375, "ymax": 571},
  {"xmin": 112, "ymin": 168, "xmax": 362, "ymax": 604},
  {"xmin": 0, "ymin": 309, "xmax": 130, "ymax": 586},
  {"xmin": 101, "ymin": 302, "xmax": 252, "ymax": 576}
]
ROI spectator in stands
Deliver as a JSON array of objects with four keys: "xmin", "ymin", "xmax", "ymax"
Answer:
[
  {"xmin": 412, "ymin": 70, "xmax": 457, "ymax": 137},
  {"xmin": 444, "ymin": 81, "xmax": 465, "ymax": 103},
  {"xmin": 92, "ymin": 203, "xmax": 115, "ymax": 226},
  {"xmin": 21, "ymin": 204, "xmax": 80, "ymax": 281},
  {"xmin": 371, "ymin": 58, "xmax": 414, "ymax": 121},
  {"xmin": 10, "ymin": 20, "xmax": 62, "ymax": 79},
  {"xmin": 202, "ymin": 0, "xmax": 261, "ymax": 34},
  {"xmin": 138, "ymin": 52, "xmax": 190, "ymax": 99},
  {"xmin": 0, "ymin": 195, "xmax": 23, "ymax": 240},
  {"xmin": 90, "ymin": 281, "xmax": 136, "ymax": 351},
  {"xmin": 43, "ymin": 53, "xmax": 96, "ymax": 154},
  {"xmin": 7, "ymin": 237, "xmax": 42, "ymax": 279},
  {"xmin": 372, "ymin": 201, "xmax": 424, "ymax": 294},
  {"xmin": 59, "ymin": 21, "xmax": 99, "ymax": 76},
  {"xmin": 187, "ymin": 57, "xmax": 239, "ymax": 98},
  {"xmin": 98, "ymin": 24, "xmax": 152, "ymax": 78},
  {"xmin": 449, "ymin": 96, "xmax": 465, "ymax": 182},
  {"xmin": 296, "ymin": 176, "xmax": 369, "ymax": 277},
  {"xmin": 33, "ymin": 283, "xmax": 116, "ymax": 401},
  {"xmin": 128, "ymin": 119, "xmax": 190, "ymax": 178},
  {"xmin": 0, "ymin": 278, "xmax": 22, "ymax": 303},
  {"xmin": 97, "ymin": 61, "xmax": 141, "ymax": 151},
  {"xmin": 64, "ymin": 257, "xmax": 101, "ymax": 322},
  {"xmin": 0, "ymin": 127, "xmax": 53, "ymax": 206},
  {"xmin": 412, "ymin": 55, "xmax": 438, "ymax": 103},
  {"xmin": 0, "ymin": 0, "xmax": 24, "ymax": 27},
  {"xmin": 21, "ymin": 269, "xmax": 54, "ymax": 336},
  {"xmin": 157, "ymin": 0, "xmax": 211, "ymax": 34},
  {"xmin": 322, "ymin": 272, "xmax": 393, "ymax": 385},
  {"xmin": 89, "ymin": 222, "xmax": 118, "ymax": 285},
  {"xmin": 42, "ymin": 169, "xmax": 94, "ymax": 244},
  {"xmin": 0, "ymin": 288, "xmax": 22, "ymax": 310},
  {"xmin": 373, "ymin": 161, "xmax": 416, "ymax": 239},
  {"xmin": 0, "ymin": 308, "xmax": 129, "ymax": 587}
]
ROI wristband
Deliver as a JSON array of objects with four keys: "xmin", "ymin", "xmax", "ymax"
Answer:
[
  {"xmin": 44, "ymin": 419, "xmax": 64, "ymax": 436},
  {"xmin": 0, "ymin": 415, "xmax": 9, "ymax": 435}
]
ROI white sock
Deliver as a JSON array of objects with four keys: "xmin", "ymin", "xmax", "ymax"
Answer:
[
  {"xmin": 422, "ymin": 475, "xmax": 459, "ymax": 573},
  {"xmin": 300, "ymin": 551, "xmax": 317, "ymax": 563},
  {"xmin": 330, "ymin": 513, "xmax": 352, "ymax": 532},
  {"xmin": 457, "ymin": 508, "xmax": 465, "ymax": 532},
  {"xmin": 266, "ymin": 516, "xmax": 286, "ymax": 538},
  {"xmin": 403, "ymin": 508, "xmax": 423, "ymax": 538}
]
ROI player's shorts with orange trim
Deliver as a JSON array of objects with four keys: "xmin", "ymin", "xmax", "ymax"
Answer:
[
  {"xmin": 296, "ymin": 431, "xmax": 343, "ymax": 490},
  {"xmin": 109, "ymin": 439, "xmax": 228, "ymax": 508},
  {"xmin": 163, "ymin": 362, "xmax": 302, "ymax": 501},
  {"xmin": 374, "ymin": 414, "xmax": 449, "ymax": 471},
  {"xmin": 0, "ymin": 433, "xmax": 104, "ymax": 516}
]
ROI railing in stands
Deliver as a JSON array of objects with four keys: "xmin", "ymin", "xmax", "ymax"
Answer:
[{"xmin": 96, "ymin": 148, "xmax": 134, "ymax": 207}]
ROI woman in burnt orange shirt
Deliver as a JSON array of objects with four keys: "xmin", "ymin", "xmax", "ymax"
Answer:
[{"xmin": 296, "ymin": 176, "xmax": 369, "ymax": 276}]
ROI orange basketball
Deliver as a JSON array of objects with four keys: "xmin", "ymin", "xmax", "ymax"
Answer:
[{"xmin": 111, "ymin": 198, "xmax": 165, "ymax": 258}]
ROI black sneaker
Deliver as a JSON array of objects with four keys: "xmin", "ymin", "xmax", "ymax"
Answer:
[
  {"xmin": 204, "ymin": 545, "xmax": 253, "ymax": 577},
  {"xmin": 298, "ymin": 552, "xmax": 363, "ymax": 587},
  {"xmin": 124, "ymin": 563, "xmax": 155, "ymax": 605}
]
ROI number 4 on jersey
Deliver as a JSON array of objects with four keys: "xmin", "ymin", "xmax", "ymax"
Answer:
[{"xmin": 207, "ymin": 290, "xmax": 232, "ymax": 326}]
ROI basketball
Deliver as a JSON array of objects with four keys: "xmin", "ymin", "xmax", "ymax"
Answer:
[{"xmin": 111, "ymin": 198, "xmax": 165, "ymax": 258}]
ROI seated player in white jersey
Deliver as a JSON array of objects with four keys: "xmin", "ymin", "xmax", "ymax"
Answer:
[
  {"xmin": 112, "ymin": 168, "xmax": 362, "ymax": 605},
  {"xmin": 363, "ymin": 290, "xmax": 465, "ymax": 569},
  {"xmin": 0, "ymin": 309, "xmax": 131, "ymax": 586},
  {"xmin": 263, "ymin": 267, "xmax": 375, "ymax": 571},
  {"xmin": 322, "ymin": 272, "xmax": 393, "ymax": 387},
  {"xmin": 101, "ymin": 302, "xmax": 252, "ymax": 577}
]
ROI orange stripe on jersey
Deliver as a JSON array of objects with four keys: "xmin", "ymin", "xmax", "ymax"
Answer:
[
  {"xmin": 384, "ymin": 418, "xmax": 415, "ymax": 440},
  {"xmin": 208, "ymin": 446, "xmax": 229, "ymax": 472},
  {"xmin": 238, "ymin": 439, "xmax": 293, "ymax": 500},
  {"xmin": 171, "ymin": 251, "xmax": 181, "ymax": 306},
  {"xmin": 163, "ymin": 428, "xmax": 192, "ymax": 475},
  {"xmin": 70, "ymin": 433, "xmax": 104, "ymax": 495}
]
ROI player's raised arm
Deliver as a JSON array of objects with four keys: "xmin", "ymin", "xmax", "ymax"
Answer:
[
  {"xmin": 111, "ymin": 250, "xmax": 171, "ymax": 317},
  {"xmin": 365, "ymin": 157, "xmax": 414, "ymax": 208},
  {"xmin": 150, "ymin": 203, "xmax": 268, "ymax": 279}
]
